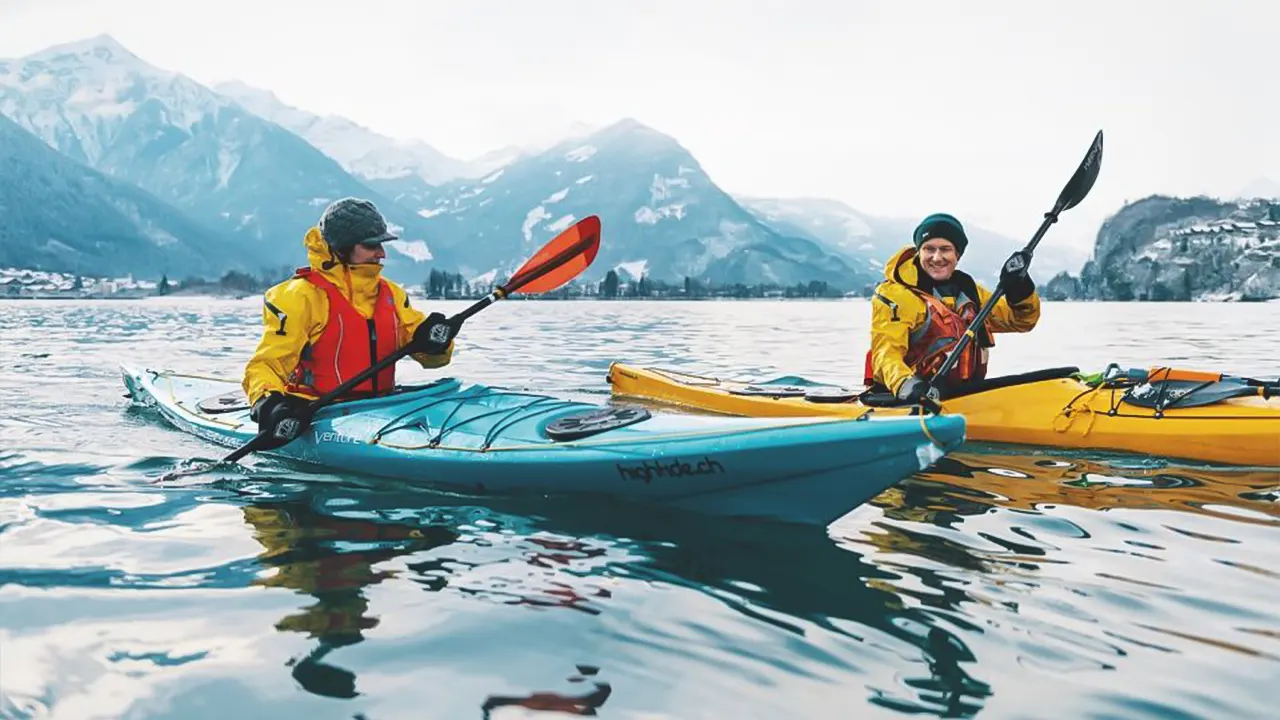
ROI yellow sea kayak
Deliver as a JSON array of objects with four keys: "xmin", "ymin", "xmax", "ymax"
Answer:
[{"xmin": 606, "ymin": 362, "xmax": 1280, "ymax": 467}]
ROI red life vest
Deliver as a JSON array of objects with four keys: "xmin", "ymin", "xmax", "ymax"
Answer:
[
  {"xmin": 864, "ymin": 289, "xmax": 990, "ymax": 387},
  {"xmin": 285, "ymin": 268, "xmax": 400, "ymax": 399}
]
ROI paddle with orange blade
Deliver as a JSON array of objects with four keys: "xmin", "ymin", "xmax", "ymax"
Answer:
[
  {"xmin": 447, "ymin": 214, "xmax": 601, "ymax": 327},
  {"xmin": 220, "ymin": 215, "xmax": 602, "ymax": 464}
]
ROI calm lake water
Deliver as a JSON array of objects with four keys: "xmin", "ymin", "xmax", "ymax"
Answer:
[{"xmin": 1, "ymin": 297, "xmax": 1277, "ymax": 719}]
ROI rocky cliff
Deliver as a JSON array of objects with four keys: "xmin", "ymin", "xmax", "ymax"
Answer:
[{"xmin": 1047, "ymin": 195, "xmax": 1280, "ymax": 301}]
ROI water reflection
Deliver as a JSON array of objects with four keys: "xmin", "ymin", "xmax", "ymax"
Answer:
[
  {"xmin": 480, "ymin": 665, "xmax": 611, "ymax": 718},
  {"xmin": 219, "ymin": 472, "xmax": 1002, "ymax": 715},
  {"xmin": 237, "ymin": 490, "xmax": 460, "ymax": 699},
  {"xmin": 2, "ymin": 441, "xmax": 1276, "ymax": 717},
  {"xmin": 877, "ymin": 447, "xmax": 1279, "ymax": 524}
]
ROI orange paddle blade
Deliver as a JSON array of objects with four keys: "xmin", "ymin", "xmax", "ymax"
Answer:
[{"xmin": 505, "ymin": 215, "xmax": 601, "ymax": 294}]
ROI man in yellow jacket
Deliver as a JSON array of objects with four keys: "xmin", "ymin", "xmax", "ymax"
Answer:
[
  {"xmin": 865, "ymin": 212, "xmax": 1040, "ymax": 403},
  {"xmin": 242, "ymin": 197, "xmax": 455, "ymax": 447}
]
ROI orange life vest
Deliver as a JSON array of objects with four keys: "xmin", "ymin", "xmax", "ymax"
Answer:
[
  {"xmin": 285, "ymin": 268, "xmax": 400, "ymax": 399},
  {"xmin": 864, "ymin": 288, "xmax": 991, "ymax": 387}
]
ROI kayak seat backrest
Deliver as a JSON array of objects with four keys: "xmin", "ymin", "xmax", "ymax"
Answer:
[
  {"xmin": 943, "ymin": 366, "xmax": 1081, "ymax": 399},
  {"xmin": 1121, "ymin": 379, "xmax": 1261, "ymax": 409},
  {"xmin": 392, "ymin": 378, "xmax": 460, "ymax": 394},
  {"xmin": 856, "ymin": 366, "xmax": 1082, "ymax": 407},
  {"xmin": 803, "ymin": 386, "xmax": 861, "ymax": 403},
  {"xmin": 859, "ymin": 390, "xmax": 905, "ymax": 407},
  {"xmin": 545, "ymin": 406, "xmax": 653, "ymax": 441}
]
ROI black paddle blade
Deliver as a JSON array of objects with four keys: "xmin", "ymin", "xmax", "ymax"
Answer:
[{"xmin": 1054, "ymin": 129, "xmax": 1103, "ymax": 213}]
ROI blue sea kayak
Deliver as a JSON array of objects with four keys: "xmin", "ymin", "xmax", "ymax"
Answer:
[{"xmin": 120, "ymin": 364, "xmax": 965, "ymax": 526}]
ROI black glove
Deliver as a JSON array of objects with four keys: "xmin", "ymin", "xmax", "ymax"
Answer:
[
  {"xmin": 1001, "ymin": 250, "xmax": 1036, "ymax": 304},
  {"xmin": 250, "ymin": 392, "xmax": 312, "ymax": 449},
  {"xmin": 410, "ymin": 312, "xmax": 456, "ymax": 355},
  {"xmin": 896, "ymin": 376, "xmax": 940, "ymax": 404}
]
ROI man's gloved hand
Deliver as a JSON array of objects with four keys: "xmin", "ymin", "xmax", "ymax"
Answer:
[
  {"xmin": 410, "ymin": 312, "xmax": 456, "ymax": 355},
  {"xmin": 250, "ymin": 392, "xmax": 313, "ymax": 449},
  {"xmin": 896, "ymin": 376, "xmax": 941, "ymax": 404},
  {"xmin": 1001, "ymin": 250, "xmax": 1036, "ymax": 304}
]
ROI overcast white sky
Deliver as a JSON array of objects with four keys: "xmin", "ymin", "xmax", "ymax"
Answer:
[{"xmin": 3, "ymin": 0, "xmax": 1277, "ymax": 254}]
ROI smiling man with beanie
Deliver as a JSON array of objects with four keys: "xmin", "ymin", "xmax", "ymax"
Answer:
[{"xmin": 863, "ymin": 212, "xmax": 1040, "ymax": 403}]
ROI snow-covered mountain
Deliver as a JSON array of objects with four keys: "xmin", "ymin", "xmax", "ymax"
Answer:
[
  {"xmin": 0, "ymin": 113, "xmax": 237, "ymax": 277},
  {"xmin": 736, "ymin": 196, "xmax": 881, "ymax": 274},
  {"xmin": 0, "ymin": 34, "xmax": 1094, "ymax": 291},
  {"xmin": 213, "ymin": 79, "xmax": 474, "ymax": 185},
  {"xmin": 215, "ymin": 80, "xmax": 601, "ymax": 188},
  {"xmin": 738, "ymin": 195, "xmax": 1089, "ymax": 286},
  {"xmin": 406, "ymin": 118, "xmax": 875, "ymax": 291},
  {"xmin": 0, "ymin": 35, "xmax": 447, "ymax": 278}
]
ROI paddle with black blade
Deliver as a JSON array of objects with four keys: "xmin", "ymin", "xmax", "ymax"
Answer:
[
  {"xmin": 917, "ymin": 129, "xmax": 1105, "ymax": 413},
  {"xmin": 217, "ymin": 214, "xmax": 602, "ymax": 465}
]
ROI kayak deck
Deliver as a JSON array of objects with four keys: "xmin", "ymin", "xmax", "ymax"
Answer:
[{"xmin": 121, "ymin": 364, "xmax": 967, "ymax": 526}]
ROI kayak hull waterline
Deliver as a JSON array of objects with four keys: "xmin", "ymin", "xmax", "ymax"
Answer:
[
  {"xmin": 606, "ymin": 363, "xmax": 1280, "ymax": 467},
  {"xmin": 121, "ymin": 365, "xmax": 966, "ymax": 526}
]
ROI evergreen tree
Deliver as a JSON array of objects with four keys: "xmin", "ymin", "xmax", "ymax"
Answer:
[{"xmin": 601, "ymin": 270, "xmax": 619, "ymax": 298}]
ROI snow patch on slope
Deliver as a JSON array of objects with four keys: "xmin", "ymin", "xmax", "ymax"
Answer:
[
  {"xmin": 650, "ymin": 174, "xmax": 690, "ymax": 203},
  {"xmin": 635, "ymin": 204, "xmax": 687, "ymax": 224},
  {"xmin": 616, "ymin": 260, "xmax": 649, "ymax": 280},
  {"xmin": 565, "ymin": 145, "xmax": 597, "ymax": 162},
  {"xmin": 470, "ymin": 268, "xmax": 499, "ymax": 287},
  {"xmin": 546, "ymin": 214, "xmax": 576, "ymax": 233},
  {"xmin": 215, "ymin": 143, "xmax": 240, "ymax": 190},
  {"xmin": 389, "ymin": 240, "xmax": 433, "ymax": 262},
  {"xmin": 522, "ymin": 206, "xmax": 551, "ymax": 242}
]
